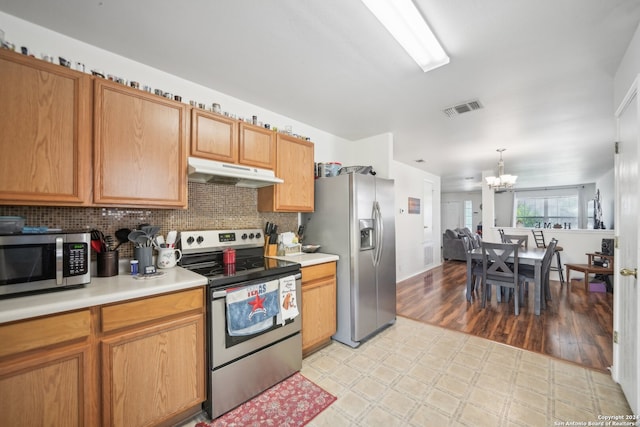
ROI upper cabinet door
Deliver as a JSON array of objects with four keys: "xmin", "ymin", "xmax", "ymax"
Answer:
[
  {"xmin": 190, "ymin": 109, "xmax": 238, "ymax": 163},
  {"xmin": 0, "ymin": 49, "xmax": 92, "ymax": 206},
  {"xmin": 93, "ymin": 80, "xmax": 188, "ymax": 208},
  {"xmin": 238, "ymin": 123, "xmax": 275, "ymax": 170},
  {"xmin": 258, "ymin": 134, "xmax": 314, "ymax": 212}
]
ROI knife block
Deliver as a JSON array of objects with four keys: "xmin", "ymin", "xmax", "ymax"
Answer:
[{"xmin": 265, "ymin": 244, "xmax": 277, "ymax": 257}]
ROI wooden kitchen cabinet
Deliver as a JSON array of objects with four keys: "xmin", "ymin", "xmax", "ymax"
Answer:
[
  {"xmin": 190, "ymin": 111, "xmax": 275, "ymax": 170},
  {"xmin": 94, "ymin": 79, "xmax": 188, "ymax": 208},
  {"xmin": 100, "ymin": 288, "xmax": 206, "ymax": 427},
  {"xmin": 301, "ymin": 262, "xmax": 337, "ymax": 356},
  {"xmin": 0, "ymin": 288, "xmax": 206, "ymax": 427},
  {"xmin": 238, "ymin": 122, "xmax": 275, "ymax": 170},
  {"xmin": 0, "ymin": 49, "xmax": 92, "ymax": 206},
  {"xmin": 191, "ymin": 108, "xmax": 239, "ymax": 163},
  {"xmin": 257, "ymin": 134, "xmax": 314, "ymax": 212},
  {"xmin": 0, "ymin": 310, "xmax": 95, "ymax": 426}
]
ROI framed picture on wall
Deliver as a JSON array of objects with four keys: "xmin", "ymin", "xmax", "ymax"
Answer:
[{"xmin": 408, "ymin": 197, "xmax": 420, "ymax": 214}]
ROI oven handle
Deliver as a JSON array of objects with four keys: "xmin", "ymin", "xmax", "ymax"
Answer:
[{"xmin": 211, "ymin": 272, "xmax": 302, "ymax": 299}]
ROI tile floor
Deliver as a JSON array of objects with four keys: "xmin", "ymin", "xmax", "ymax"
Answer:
[
  {"xmin": 302, "ymin": 316, "xmax": 632, "ymax": 427},
  {"xmin": 183, "ymin": 316, "xmax": 632, "ymax": 427}
]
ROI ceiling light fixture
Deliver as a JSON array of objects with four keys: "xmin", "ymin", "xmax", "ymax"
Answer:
[
  {"xmin": 361, "ymin": 0, "xmax": 450, "ymax": 72},
  {"xmin": 485, "ymin": 148, "xmax": 517, "ymax": 190}
]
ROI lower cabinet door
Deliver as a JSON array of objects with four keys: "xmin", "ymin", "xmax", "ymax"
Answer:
[
  {"xmin": 0, "ymin": 343, "xmax": 91, "ymax": 427},
  {"xmin": 101, "ymin": 314, "xmax": 205, "ymax": 427},
  {"xmin": 302, "ymin": 277, "xmax": 337, "ymax": 354}
]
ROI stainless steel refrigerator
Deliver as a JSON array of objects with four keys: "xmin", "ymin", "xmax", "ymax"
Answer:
[{"xmin": 302, "ymin": 173, "xmax": 396, "ymax": 347}]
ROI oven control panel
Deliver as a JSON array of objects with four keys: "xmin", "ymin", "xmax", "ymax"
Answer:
[{"xmin": 179, "ymin": 229, "xmax": 265, "ymax": 254}]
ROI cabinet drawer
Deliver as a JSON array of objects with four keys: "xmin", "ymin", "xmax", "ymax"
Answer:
[
  {"xmin": 101, "ymin": 288, "xmax": 204, "ymax": 333},
  {"xmin": 0, "ymin": 310, "xmax": 91, "ymax": 358},
  {"xmin": 302, "ymin": 262, "xmax": 336, "ymax": 284}
]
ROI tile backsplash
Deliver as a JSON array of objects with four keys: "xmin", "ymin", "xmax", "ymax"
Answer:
[{"xmin": 0, "ymin": 182, "xmax": 298, "ymax": 259}]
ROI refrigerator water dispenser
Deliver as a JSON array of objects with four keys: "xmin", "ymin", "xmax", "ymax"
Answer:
[{"xmin": 359, "ymin": 219, "xmax": 375, "ymax": 250}]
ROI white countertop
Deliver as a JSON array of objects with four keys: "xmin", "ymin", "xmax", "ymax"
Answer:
[
  {"xmin": 268, "ymin": 252, "xmax": 339, "ymax": 267},
  {"xmin": 0, "ymin": 267, "xmax": 207, "ymax": 324}
]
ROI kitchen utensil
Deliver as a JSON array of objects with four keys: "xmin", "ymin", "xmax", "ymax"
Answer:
[
  {"xmin": 91, "ymin": 229, "xmax": 106, "ymax": 251},
  {"xmin": 127, "ymin": 230, "xmax": 145, "ymax": 246},
  {"xmin": 91, "ymin": 240, "xmax": 102, "ymax": 253},
  {"xmin": 104, "ymin": 235, "xmax": 115, "ymax": 251},
  {"xmin": 142, "ymin": 225, "xmax": 160, "ymax": 238},
  {"xmin": 155, "ymin": 235, "xmax": 165, "ymax": 248},
  {"xmin": 136, "ymin": 234, "xmax": 150, "ymax": 247},
  {"xmin": 166, "ymin": 230, "xmax": 177, "ymax": 247},
  {"xmin": 269, "ymin": 224, "xmax": 278, "ymax": 244},
  {"xmin": 113, "ymin": 228, "xmax": 131, "ymax": 250}
]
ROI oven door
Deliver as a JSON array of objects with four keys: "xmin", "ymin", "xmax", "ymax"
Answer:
[{"xmin": 210, "ymin": 272, "xmax": 302, "ymax": 368}]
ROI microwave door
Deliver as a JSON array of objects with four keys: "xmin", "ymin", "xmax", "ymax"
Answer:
[{"xmin": 0, "ymin": 244, "xmax": 51, "ymax": 285}]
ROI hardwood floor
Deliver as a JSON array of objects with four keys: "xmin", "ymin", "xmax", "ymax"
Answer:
[{"xmin": 396, "ymin": 260, "xmax": 614, "ymax": 372}]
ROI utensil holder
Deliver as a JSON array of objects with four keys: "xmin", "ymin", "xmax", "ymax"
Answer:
[
  {"xmin": 134, "ymin": 246, "xmax": 153, "ymax": 274},
  {"xmin": 97, "ymin": 251, "xmax": 119, "ymax": 277}
]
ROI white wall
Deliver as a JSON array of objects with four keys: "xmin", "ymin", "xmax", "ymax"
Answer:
[
  {"xmin": 336, "ymin": 133, "xmax": 394, "ymax": 179},
  {"xmin": 391, "ymin": 161, "xmax": 442, "ymax": 282},
  {"xmin": 615, "ymin": 23, "xmax": 640, "ymax": 109},
  {"xmin": 441, "ymin": 191, "xmax": 482, "ymax": 234},
  {"xmin": 596, "ymin": 169, "xmax": 615, "ymax": 230}
]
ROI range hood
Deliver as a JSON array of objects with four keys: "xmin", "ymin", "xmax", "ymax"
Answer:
[{"xmin": 187, "ymin": 157, "xmax": 283, "ymax": 188}]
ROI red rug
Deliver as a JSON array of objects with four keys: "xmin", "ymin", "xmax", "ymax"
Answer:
[{"xmin": 196, "ymin": 372, "xmax": 336, "ymax": 427}]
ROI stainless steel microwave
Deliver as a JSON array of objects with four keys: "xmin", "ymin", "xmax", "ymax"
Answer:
[{"xmin": 0, "ymin": 232, "xmax": 91, "ymax": 297}]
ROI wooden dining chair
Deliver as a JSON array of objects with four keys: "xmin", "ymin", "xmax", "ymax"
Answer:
[
  {"xmin": 502, "ymin": 234, "xmax": 528, "ymax": 250},
  {"xmin": 481, "ymin": 242, "xmax": 523, "ymax": 315},
  {"xmin": 519, "ymin": 238, "xmax": 557, "ymax": 310},
  {"xmin": 531, "ymin": 230, "xmax": 564, "ymax": 285},
  {"xmin": 463, "ymin": 236, "xmax": 483, "ymax": 298}
]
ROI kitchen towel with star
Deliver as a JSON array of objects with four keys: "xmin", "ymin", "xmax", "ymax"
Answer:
[{"xmin": 226, "ymin": 279, "xmax": 280, "ymax": 336}]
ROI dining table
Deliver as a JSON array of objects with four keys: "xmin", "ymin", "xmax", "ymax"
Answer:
[{"xmin": 466, "ymin": 246, "xmax": 547, "ymax": 315}]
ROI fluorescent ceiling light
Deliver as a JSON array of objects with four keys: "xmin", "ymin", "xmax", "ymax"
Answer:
[{"xmin": 361, "ymin": 0, "xmax": 449, "ymax": 72}]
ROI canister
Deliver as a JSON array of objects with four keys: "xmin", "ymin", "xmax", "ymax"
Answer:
[
  {"xmin": 223, "ymin": 248, "xmax": 236, "ymax": 265},
  {"xmin": 317, "ymin": 163, "xmax": 326, "ymax": 178}
]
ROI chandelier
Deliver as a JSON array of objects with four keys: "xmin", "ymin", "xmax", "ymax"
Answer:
[{"xmin": 485, "ymin": 148, "xmax": 517, "ymax": 190}]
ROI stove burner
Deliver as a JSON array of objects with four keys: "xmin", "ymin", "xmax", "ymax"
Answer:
[{"xmin": 199, "ymin": 265, "xmax": 248, "ymax": 276}]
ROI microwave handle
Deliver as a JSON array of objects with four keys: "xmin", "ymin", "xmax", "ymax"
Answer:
[{"xmin": 56, "ymin": 237, "xmax": 63, "ymax": 284}]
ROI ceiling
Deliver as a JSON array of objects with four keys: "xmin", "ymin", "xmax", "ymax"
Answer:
[{"xmin": 2, "ymin": 0, "xmax": 639, "ymax": 192}]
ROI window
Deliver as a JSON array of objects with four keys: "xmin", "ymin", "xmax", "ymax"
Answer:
[
  {"xmin": 515, "ymin": 194, "xmax": 579, "ymax": 229},
  {"xmin": 464, "ymin": 200, "xmax": 473, "ymax": 230}
]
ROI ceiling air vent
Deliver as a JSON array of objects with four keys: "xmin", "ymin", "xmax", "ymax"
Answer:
[{"xmin": 443, "ymin": 99, "xmax": 483, "ymax": 118}]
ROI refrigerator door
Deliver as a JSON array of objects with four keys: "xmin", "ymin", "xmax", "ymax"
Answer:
[
  {"xmin": 353, "ymin": 174, "xmax": 378, "ymax": 342},
  {"xmin": 374, "ymin": 177, "xmax": 397, "ymax": 327},
  {"xmin": 301, "ymin": 174, "xmax": 357, "ymax": 346}
]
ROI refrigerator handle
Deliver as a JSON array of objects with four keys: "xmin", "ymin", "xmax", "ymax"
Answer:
[
  {"xmin": 371, "ymin": 201, "xmax": 379, "ymax": 265},
  {"xmin": 374, "ymin": 201, "xmax": 384, "ymax": 265}
]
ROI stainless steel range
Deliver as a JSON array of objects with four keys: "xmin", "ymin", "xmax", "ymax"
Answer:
[{"xmin": 178, "ymin": 228, "xmax": 302, "ymax": 419}]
